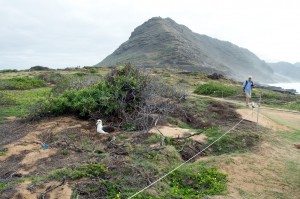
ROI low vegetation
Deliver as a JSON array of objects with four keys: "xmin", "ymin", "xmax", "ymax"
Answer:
[
  {"xmin": 0, "ymin": 88, "xmax": 51, "ymax": 122},
  {"xmin": 0, "ymin": 66, "xmax": 299, "ymax": 198},
  {"xmin": 203, "ymin": 127, "xmax": 260, "ymax": 155},
  {"xmin": 0, "ymin": 69, "xmax": 18, "ymax": 73},
  {"xmin": 194, "ymin": 82, "xmax": 239, "ymax": 97},
  {"xmin": 168, "ymin": 165, "xmax": 228, "ymax": 198},
  {"xmin": 0, "ymin": 77, "xmax": 46, "ymax": 90}
]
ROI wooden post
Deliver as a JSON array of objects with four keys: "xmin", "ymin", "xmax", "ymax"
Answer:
[{"xmin": 256, "ymin": 95, "xmax": 261, "ymax": 133}]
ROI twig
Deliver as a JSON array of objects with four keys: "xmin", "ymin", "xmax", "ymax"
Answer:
[
  {"xmin": 38, "ymin": 178, "xmax": 65, "ymax": 199},
  {"xmin": 148, "ymin": 146, "xmax": 166, "ymax": 151},
  {"xmin": 154, "ymin": 117, "xmax": 165, "ymax": 146},
  {"xmin": 172, "ymin": 132, "xmax": 203, "ymax": 140}
]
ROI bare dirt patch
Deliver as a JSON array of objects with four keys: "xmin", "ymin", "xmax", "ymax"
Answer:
[
  {"xmin": 151, "ymin": 125, "xmax": 207, "ymax": 143},
  {"xmin": 0, "ymin": 117, "xmax": 98, "ymax": 198},
  {"xmin": 4, "ymin": 180, "xmax": 73, "ymax": 199},
  {"xmin": 236, "ymin": 109, "xmax": 292, "ymax": 132}
]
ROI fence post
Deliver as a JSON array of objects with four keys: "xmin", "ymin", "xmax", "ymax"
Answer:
[
  {"xmin": 256, "ymin": 95, "xmax": 261, "ymax": 133},
  {"xmin": 222, "ymin": 90, "xmax": 223, "ymax": 98}
]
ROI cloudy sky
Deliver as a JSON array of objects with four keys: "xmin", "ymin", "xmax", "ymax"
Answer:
[{"xmin": 0, "ymin": 0, "xmax": 299, "ymax": 70}]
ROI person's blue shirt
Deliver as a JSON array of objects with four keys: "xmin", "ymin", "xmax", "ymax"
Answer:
[{"xmin": 243, "ymin": 80, "xmax": 254, "ymax": 93}]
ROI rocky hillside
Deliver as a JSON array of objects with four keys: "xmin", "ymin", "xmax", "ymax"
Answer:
[
  {"xmin": 268, "ymin": 62, "xmax": 300, "ymax": 82},
  {"xmin": 96, "ymin": 17, "xmax": 276, "ymax": 83}
]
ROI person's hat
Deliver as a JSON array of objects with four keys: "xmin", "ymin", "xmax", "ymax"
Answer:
[{"xmin": 248, "ymin": 75, "xmax": 252, "ymax": 79}]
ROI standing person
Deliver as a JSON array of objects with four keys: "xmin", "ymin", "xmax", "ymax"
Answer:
[{"xmin": 243, "ymin": 76, "xmax": 254, "ymax": 107}]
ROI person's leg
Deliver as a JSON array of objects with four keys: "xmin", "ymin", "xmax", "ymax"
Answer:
[{"xmin": 245, "ymin": 92, "xmax": 250, "ymax": 106}]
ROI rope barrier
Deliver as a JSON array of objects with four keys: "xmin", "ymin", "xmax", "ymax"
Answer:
[
  {"xmin": 127, "ymin": 109, "xmax": 255, "ymax": 199},
  {"xmin": 259, "ymin": 107, "xmax": 300, "ymax": 114}
]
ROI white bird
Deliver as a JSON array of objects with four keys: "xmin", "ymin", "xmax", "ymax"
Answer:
[{"xmin": 96, "ymin": 119, "xmax": 108, "ymax": 134}]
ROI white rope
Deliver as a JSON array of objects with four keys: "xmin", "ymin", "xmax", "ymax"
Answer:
[
  {"xmin": 128, "ymin": 109, "xmax": 254, "ymax": 199},
  {"xmin": 259, "ymin": 107, "xmax": 300, "ymax": 114}
]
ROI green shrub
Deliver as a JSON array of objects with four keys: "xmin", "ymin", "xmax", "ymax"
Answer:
[
  {"xmin": 194, "ymin": 82, "xmax": 239, "ymax": 97},
  {"xmin": 0, "ymin": 77, "xmax": 46, "ymax": 90},
  {"xmin": 34, "ymin": 64, "xmax": 146, "ymax": 118},
  {"xmin": 283, "ymin": 102, "xmax": 300, "ymax": 111},
  {"xmin": 40, "ymin": 163, "xmax": 108, "ymax": 182},
  {"xmin": 0, "ymin": 179, "xmax": 24, "ymax": 191},
  {"xmin": 0, "ymin": 92, "xmax": 17, "ymax": 106},
  {"xmin": 168, "ymin": 165, "xmax": 228, "ymax": 198},
  {"xmin": 31, "ymin": 64, "xmax": 182, "ymax": 130},
  {"xmin": 203, "ymin": 128, "xmax": 260, "ymax": 154}
]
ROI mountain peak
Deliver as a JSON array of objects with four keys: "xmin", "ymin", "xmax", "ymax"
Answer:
[
  {"xmin": 129, "ymin": 17, "xmax": 190, "ymax": 40},
  {"xmin": 96, "ymin": 17, "xmax": 274, "ymax": 83}
]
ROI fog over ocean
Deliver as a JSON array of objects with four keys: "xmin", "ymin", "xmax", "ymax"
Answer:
[{"xmin": 269, "ymin": 83, "xmax": 300, "ymax": 94}]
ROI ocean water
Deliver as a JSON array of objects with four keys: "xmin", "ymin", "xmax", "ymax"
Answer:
[{"xmin": 269, "ymin": 83, "xmax": 300, "ymax": 94}]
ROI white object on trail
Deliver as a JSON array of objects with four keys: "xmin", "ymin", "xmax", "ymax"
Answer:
[{"xmin": 96, "ymin": 119, "xmax": 108, "ymax": 134}]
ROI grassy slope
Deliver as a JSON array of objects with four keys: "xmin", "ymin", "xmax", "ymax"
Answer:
[
  {"xmin": 0, "ymin": 68, "xmax": 299, "ymax": 198},
  {"xmin": 0, "ymin": 88, "xmax": 51, "ymax": 122}
]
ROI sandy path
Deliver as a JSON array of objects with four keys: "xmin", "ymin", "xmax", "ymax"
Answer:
[
  {"xmin": 193, "ymin": 94, "xmax": 300, "ymax": 131},
  {"xmin": 260, "ymin": 108, "xmax": 300, "ymax": 131},
  {"xmin": 236, "ymin": 109, "xmax": 293, "ymax": 132}
]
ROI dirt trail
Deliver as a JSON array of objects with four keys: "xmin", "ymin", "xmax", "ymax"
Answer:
[
  {"xmin": 193, "ymin": 94, "xmax": 300, "ymax": 198},
  {"xmin": 260, "ymin": 108, "xmax": 300, "ymax": 130},
  {"xmin": 236, "ymin": 109, "xmax": 292, "ymax": 132},
  {"xmin": 194, "ymin": 94, "xmax": 300, "ymax": 132}
]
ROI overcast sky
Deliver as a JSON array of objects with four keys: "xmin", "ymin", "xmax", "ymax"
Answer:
[{"xmin": 1, "ymin": 0, "xmax": 299, "ymax": 70}]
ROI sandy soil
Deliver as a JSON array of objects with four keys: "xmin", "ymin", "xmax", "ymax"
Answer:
[
  {"xmin": 0, "ymin": 117, "xmax": 90, "ymax": 176},
  {"xmin": 12, "ymin": 181, "xmax": 73, "ymax": 199},
  {"xmin": 0, "ymin": 116, "xmax": 91, "ymax": 199},
  {"xmin": 5, "ymin": 116, "xmax": 17, "ymax": 121},
  {"xmin": 150, "ymin": 125, "xmax": 207, "ymax": 142}
]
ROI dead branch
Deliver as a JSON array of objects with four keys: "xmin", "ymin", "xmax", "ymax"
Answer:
[
  {"xmin": 172, "ymin": 132, "xmax": 203, "ymax": 140},
  {"xmin": 154, "ymin": 117, "xmax": 165, "ymax": 146},
  {"xmin": 148, "ymin": 146, "xmax": 166, "ymax": 151},
  {"xmin": 38, "ymin": 178, "xmax": 65, "ymax": 199}
]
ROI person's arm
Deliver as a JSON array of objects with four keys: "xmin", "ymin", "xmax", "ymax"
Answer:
[{"xmin": 242, "ymin": 81, "xmax": 246, "ymax": 92}]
